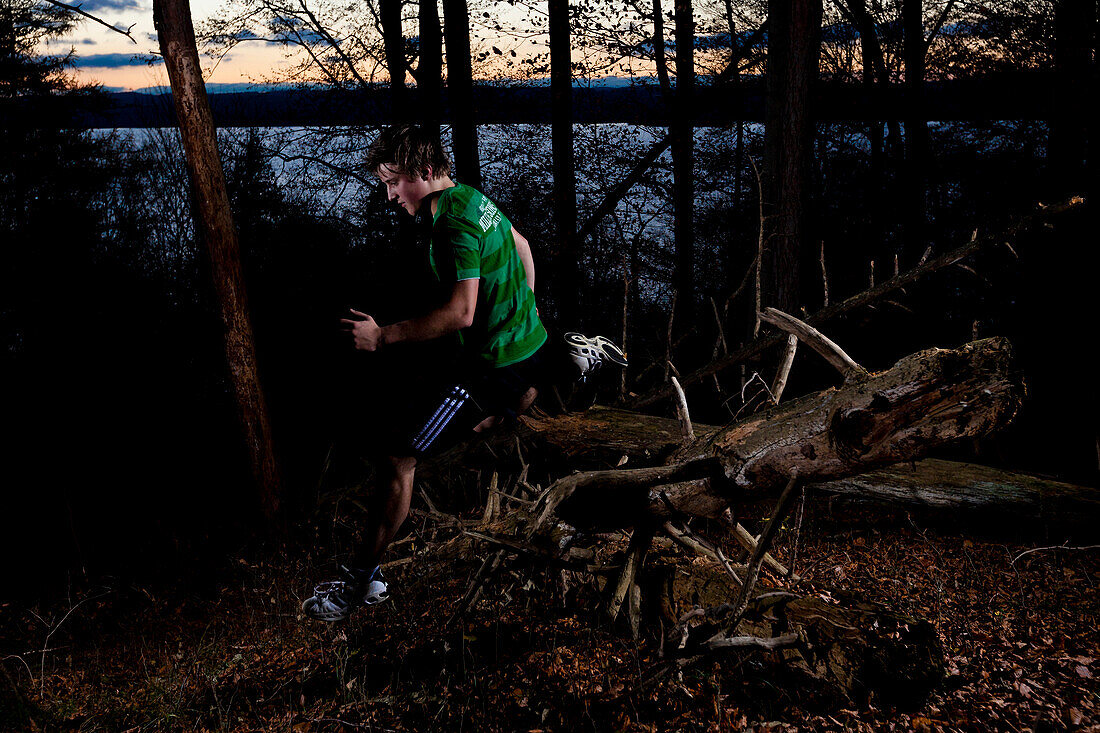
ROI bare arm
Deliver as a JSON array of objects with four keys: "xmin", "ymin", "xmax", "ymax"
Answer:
[
  {"xmin": 341, "ymin": 279, "xmax": 479, "ymax": 351},
  {"xmin": 512, "ymin": 226, "xmax": 535, "ymax": 292}
]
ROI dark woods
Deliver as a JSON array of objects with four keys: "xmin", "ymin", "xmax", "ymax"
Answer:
[{"xmin": 1, "ymin": 0, "xmax": 1096, "ymax": 596}]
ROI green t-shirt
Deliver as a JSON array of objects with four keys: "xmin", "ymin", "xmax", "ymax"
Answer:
[{"xmin": 429, "ymin": 183, "xmax": 547, "ymax": 367}]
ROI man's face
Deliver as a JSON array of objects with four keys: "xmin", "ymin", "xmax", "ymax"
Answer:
[{"xmin": 376, "ymin": 163, "xmax": 432, "ymax": 216}]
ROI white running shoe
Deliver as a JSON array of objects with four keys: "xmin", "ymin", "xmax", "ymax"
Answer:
[
  {"xmin": 302, "ymin": 566, "xmax": 388, "ymax": 622},
  {"xmin": 362, "ymin": 568, "xmax": 389, "ymax": 605},
  {"xmin": 563, "ymin": 332, "xmax": 628, "ymax": 382}
]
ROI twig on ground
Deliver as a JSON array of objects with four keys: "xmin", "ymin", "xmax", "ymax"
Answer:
[
  {"xmin": 726, "ymin": 517, "xmax": 789, "ymax": 576},
  {"xmin": 481, "ymin": 472, "xmax": 500, "ymax": 524},
  {"xmin": 609, "ymin": 526, "xmax": 654, "ymax": 622},
  {"xmin": 418, "ymin": 487, "xmax": 438, "ymax": 514},
  {"xmin": 2, "ymin": 654, "xmax": 34, "ymax": 686},
  {"xmin": 38, "ymin": 590, "xmax": 109, "ymax": 692},
  {"xmin": 705, "ymin": 632, "xmax": 801, "ymax": 651},
  {"xmin": 1012, "ymin": 543, "xmax": 1100, "ymax": 565},
  {"xmin": 449, "ymin": 549, "xmax": 507, "ymax": 623},
  {"xmin": 789, "ymin": 486, "xmax": 808, "ymax": 576},
  {"xmin": 662, "ymin": 521, "xmax": 745, "ymax": 586},
  {"xmin": 720, "ymin": 472, "xmax": 801, "ymax": 634}
]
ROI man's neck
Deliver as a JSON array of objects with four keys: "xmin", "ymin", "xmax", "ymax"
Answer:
[{"xmin": 427, "ymin": 176, "xmax": 456, "ymax": 217}]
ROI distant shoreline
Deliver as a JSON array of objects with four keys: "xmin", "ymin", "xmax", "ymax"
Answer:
[{"xmin": 6, "ymin": 73, "xmax": 1061, "ymax": 129}]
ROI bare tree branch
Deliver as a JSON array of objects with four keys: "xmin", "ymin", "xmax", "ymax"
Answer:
[{"xmin": 42, "ymin": 0, "xmax": 137, "ymax": 43}]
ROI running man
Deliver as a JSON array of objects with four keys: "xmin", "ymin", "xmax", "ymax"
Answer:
[{"xmin": 303, "ymin": 125, "xmax": 625, "ymax": 622}]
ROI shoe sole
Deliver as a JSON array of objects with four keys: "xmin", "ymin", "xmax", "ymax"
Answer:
[{"xmin": 302, "ymin": 597, "xmax": 352, "ymax": 622}]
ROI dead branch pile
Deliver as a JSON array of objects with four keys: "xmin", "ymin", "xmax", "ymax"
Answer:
[{"xmin": 390, "ymin": 306, "xmax": 1037, "ymax": 705}]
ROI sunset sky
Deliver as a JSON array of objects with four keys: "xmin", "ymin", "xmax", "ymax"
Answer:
[
  {"xmin": 45, "ymin": 0, "xmax": 702, "ymax": 92},
  {"xmin": 46, "ymin": 0, "xmax": 572, "ymax": 92},
  {"xmin": 46, "ymin": 0, "xmax": 300, "ymax": 91}
]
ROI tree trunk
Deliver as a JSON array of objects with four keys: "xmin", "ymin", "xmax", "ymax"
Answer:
[
  {"xmin": 761, "ymin": 0, "xmax": 822, "ymax": 314},
  {"xmin": 902, "ymin": 0, "xmax": 928, "ymax": 258},
  {"xmin": 418, "ymin": 0, "xmax": 443, "ymax": 130},
  {"xmin": 1049, "ymin": 0, "xmax": 1091, "ymax": 197},
  {"xmin": 1091, "ymin": 1, "xmax": 1100, "ymax": 477},
  {"xmin": 442, "ymin": 0, "xmax": 481, "ymax": 188},
  {"xmin": 549, "ymin": 0, "xmax": 580, "ymax": 325},
  {"xmin": 381, "ymin": 0, "xmax": 407, "ymax": 120},
  {"xmin": 671, "ymin": 0, "xmax": 695, "ymax": 321},
  {"xmin": 852, "ymin": 0, "xmax": 884, "ymax": 263},
  {"xmin": 153, "ymin": 0, "xmax": 282, "ymax": 520},
  {"xmin": 652, "ymin": 0, "xmax": 671, "ymax": 92},
  {"xmin": 842, "ymin": 0, "xmax": 902, "ymax": 258}
]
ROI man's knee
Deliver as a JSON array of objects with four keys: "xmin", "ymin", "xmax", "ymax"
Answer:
[
  {"xmin": 518, "ymin": 386, "xmax": 538, "ymax": 412},
  {"xmin": 387, "ymin": 454, "xmax": 417, "ymax": 480},
  {"xmin": 472, "ymin": 385, "xmax": 539, "ymax": 434}
]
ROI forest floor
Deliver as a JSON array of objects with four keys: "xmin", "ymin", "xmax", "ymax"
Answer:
[{"xmin": 2, "ymin": 490, "xmax": 1098, "ymax": 732}]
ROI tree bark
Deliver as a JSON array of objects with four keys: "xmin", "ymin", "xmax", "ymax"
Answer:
[
  {"xmin": 549, "ymin": 0, "xmax": 580, "ymax": 325},
  {"xmin": 902, "ymin": 0, "xmax": 928, "ymax": 258},
  {"xmin": 442, "ymin": 0, "xmax": 481, "ymax": 187},
  {"xmin": 652, "ymin": 0, "xmax": 671, "ymax": 92},
  {"xmin": 812, "ymin": 458, "xmax": 1100, "ymax": 534},
  {"xmin": 154, "ymin": 0, "xmax": 282, "ymax": 520},
  {"xmin": 381, "ymin": 0, "xmax": 407, "ymax": 120},
  {"xmin": 418, "ymin": 0, "xmax": 443, "ymax": 129},
  {"xmin": 761, "ymin": 0, "xmax": 822, "ymax": 314},
  {"xmin": 1049, "ymin": 0, "xmax": 1091, "ymax": 197},
  {"xmin": 672, "ymin": 0, "xmax": 695, "ymax": 321},
  {"xmin": 847, "ymin": 0, "xmax": 885, "ymax": 261}
]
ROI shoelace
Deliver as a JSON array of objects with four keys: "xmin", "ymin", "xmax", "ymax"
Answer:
[{"xmin": 312, "ymin": 580, "xmax": 351, "ymax": 603}]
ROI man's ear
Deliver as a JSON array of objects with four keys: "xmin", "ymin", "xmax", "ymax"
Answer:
[{"xmin": 421, "ymin": 165, "xmax": 433, "ymax": 181}]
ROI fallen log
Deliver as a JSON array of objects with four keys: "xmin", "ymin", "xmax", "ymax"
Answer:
[
  {"xmin": 517, "ymin": 406, "xmax": 695, "ymax": 465},
  {"xmin": 812, "ymin": 458, "xmax": 1100, "ymax": 534},
  {"xmin": 546, "ymin": 336, "xmax": 1024, "ymax": 527},
  {"xmin": 516, "ymin": 413, "xmax": 1100, "ymax": 532},
  {"xmin": 408, "ymin": 331, "xmax": 1021, "ymax": 709}
]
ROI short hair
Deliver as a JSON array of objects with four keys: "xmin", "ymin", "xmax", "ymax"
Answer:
[{"xmin": 364, "ymin": 124, "xmax": 452, "ymax": 180}]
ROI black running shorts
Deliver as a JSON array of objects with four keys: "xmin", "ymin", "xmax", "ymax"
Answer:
[{"xmin": 388, "ymin": 346, "xmax": 549, "ymax": 458}]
